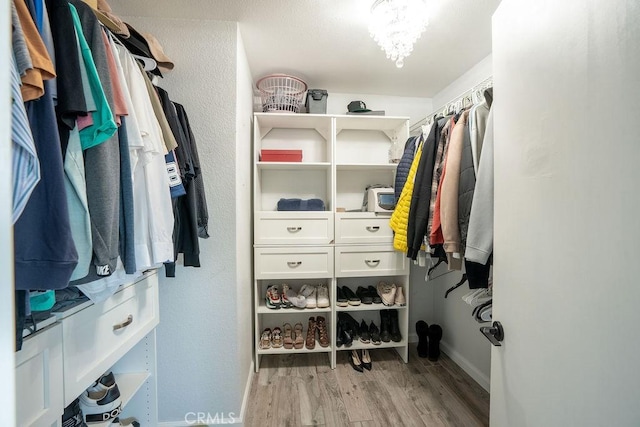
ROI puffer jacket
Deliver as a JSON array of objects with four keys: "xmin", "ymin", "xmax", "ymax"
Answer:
[
  {"xmin": 394, "ymin": 137, "xmax": 417, "ymax": 204},
  {"xmin": 390, "ymin": 136, "xmax": 424, "ymax": 252}
]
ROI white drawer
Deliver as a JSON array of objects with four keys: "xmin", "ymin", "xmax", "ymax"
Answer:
[
  {"xmin": 255, "ymin": 246, "xmax": 334, "ymax": 279},
  {"xmin": 62, "ymin": 273, "xmax": 159, "ymax": 406},
  {"xmin": 254, "ymin": 212, "xmax": 334, "ymax": 245},
  {"xmin": 335, "ymin": 213, "xmax": 393, "ymax": 244},
  {"xmin": 16, "ymin": 323, "xmax": 64, "ymax": 427},
  {"xmin": 335, "ymin": 245, "xmax": 409, "ymax": 277}
]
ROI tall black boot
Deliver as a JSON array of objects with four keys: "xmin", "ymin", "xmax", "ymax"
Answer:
[
  {"xmin": 428, "ymin": 324, "xmax": 443, "ymax": 361},
  {"xmin": 416, "ymin": 320, "xmax": 429, "ymax": 358},
  {"xmin": 379, "ymin": 310, "xmax": 391, "ymax": 342},
  {"xmin": 389, "ymin": 309, "xmax": 401, "ymax": 342}
]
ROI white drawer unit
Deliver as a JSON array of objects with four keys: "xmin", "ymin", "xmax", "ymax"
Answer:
[
  {"xmin": 254, "ymin": 211, "xmax": 334, "ymax": 245},
  {"xmin": 334, "ymin": 212, "xmax": 394, "ymax": 244},
  {"xmin": 16, "ymin": 323, "xmax": 64, "ymax": 427},
  {"xmin": 335, "ymin": 244, "xmax": 409, "ymax": 277},
  {"xmin": 254, "ymin": 246, "xmax": 334, "ymax": 279},
  {"xmin": 62, "ymin": 274, "xmax": 159, "ymax": 406}
]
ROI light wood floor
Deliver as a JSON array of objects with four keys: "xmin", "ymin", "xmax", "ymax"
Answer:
[{"xmin": 245, "ymin": 345, "xmax": 490, "ymax": 427}]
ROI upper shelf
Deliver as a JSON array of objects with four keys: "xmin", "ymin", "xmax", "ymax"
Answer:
[{"xmin": 257, "ymin": 161, "xmax": 331, "ymax": 171}]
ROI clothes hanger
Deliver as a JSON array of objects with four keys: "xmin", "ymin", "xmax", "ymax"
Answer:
[
  {"xmin": 427, "ymin": 258, "xmax": 445, "ymax": 276},
  {"xmin": 444, "ymin": 273, "xmax": 467, "ymax": 298}
]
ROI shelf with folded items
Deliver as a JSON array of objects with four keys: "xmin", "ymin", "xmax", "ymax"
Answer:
[
  {"xmin": 94, "ymin": 372, "xmax": 150, "ymax": 427},
  {"xmin": 257, "ymin": 340, "xmax": 332, "ymax": 355}
]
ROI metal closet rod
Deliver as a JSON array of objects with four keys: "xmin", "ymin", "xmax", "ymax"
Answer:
[{"xmin": 410, "ymin": 75, "xmax": 494, "ymax": 133}]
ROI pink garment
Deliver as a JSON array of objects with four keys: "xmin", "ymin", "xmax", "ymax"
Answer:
[{"xmin": 76, "ymin": 114, "xmax": 94, "ymax": 130}]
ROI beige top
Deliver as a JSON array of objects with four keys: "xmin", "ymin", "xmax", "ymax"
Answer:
[
  {"xmin": 140, "ymin": 66, "xmax": 178, "ymax": 153},
  {"xmin": 440, "ymin": 110, "xmax": 469, "ymax": 270}
]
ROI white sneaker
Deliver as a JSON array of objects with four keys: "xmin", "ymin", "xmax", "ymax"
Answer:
[
  {"xmin": 394, "ymin": 286, "xmax": 406, "ymax": 306},
  {"xmin": 79, "ymin": 386, "xmax": 122, "ymax": 423},
  {"xmin": 284, "ymin": 284, "xmax": 307, "ymax": 308},
  {"xmin": 377, "ymin": 281, "xmax": 397, "ymax": 306},
  {"xmin": 316, "ymin": 284, "xmax": 330, "ymax": 308},
  {"xmin": 300, "ymin": 285, "xmax": 317, "ymax": 309}
]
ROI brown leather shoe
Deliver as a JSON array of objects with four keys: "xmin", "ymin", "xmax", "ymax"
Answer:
[
  {"xmin": 306, "ymin": 317, "xmax": 316, "ymax": 349},
  {"xmin": 316, "ymin": 316, "xmax": 330, "ymax": 347}
]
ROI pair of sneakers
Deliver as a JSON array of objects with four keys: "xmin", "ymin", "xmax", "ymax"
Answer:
[
  {"xmin": 265, "ymin": 284, "xmax": 329, "ymax": 309},
  {"xmin": 376, "ymin": 282, "xmax": 406, "ymax": 306}
]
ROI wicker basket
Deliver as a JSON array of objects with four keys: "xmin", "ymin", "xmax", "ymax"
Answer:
[{"xmin": 256, "ymin": 74, "xmax": 308, "ymax": 113}]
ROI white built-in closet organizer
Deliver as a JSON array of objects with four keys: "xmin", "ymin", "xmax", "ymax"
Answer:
[
  {"xmin": 15, "ymin": 271, "xmax": 160, "ymax": 426},
  {"xmin": 253, "ymin": 113, "xmax": 411, "ymax": 371}
]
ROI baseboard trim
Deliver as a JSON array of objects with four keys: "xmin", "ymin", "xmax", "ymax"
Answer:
[
  {"xmin": 237, "ymin": 360, "xmax": 255, "ymax": 423},
  {"xmin": 440, "ymin": 340, "xmax": 490, "ymax": 392}
]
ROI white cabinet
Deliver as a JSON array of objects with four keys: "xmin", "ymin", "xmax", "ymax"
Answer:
[
  {"xmin": 252, "ymin": 113, "xmax": 411, "ymax": 370},
  {"xmin": 16, "ymin": 323, "xmax": 63, "ymax": 427},
  {"xmin": 15, "ymin": 271, "xmax": 160, "ymax": 426}
]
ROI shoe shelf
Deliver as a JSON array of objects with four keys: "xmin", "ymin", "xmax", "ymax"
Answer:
[
  {"xmin": 257, "ymin": 341, "xmax": 332, "ymax": 355},
  {"xmin": 257, "ymin": 302, "xmax": 331, "ymax": 314},
  {"xmin": 335, "ymin": 304, "xmax": 407, "ymax": 312},
  {"xmin": 335, "ymin": 340, "xmax": 408, "ymax": 351},
  {"xmin": 93, "ymin": 372, "xmax": 150, "ymax": 427}
]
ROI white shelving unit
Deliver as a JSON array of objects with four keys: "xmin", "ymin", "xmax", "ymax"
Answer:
[{"xmin": 252, "ymin": 113, "xmax": 410, "ymax": 371}]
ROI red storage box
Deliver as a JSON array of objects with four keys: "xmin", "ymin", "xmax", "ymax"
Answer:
[{"xmin": 260, "ymin": 149, "xmax": 303, "ymax": 162}]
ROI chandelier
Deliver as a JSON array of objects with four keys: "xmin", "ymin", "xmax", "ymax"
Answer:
[{"xmin": 369, "ymin": 0, "xmax": 429, "ymax": 68}]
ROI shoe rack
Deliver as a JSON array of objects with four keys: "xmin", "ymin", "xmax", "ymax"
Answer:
[{"xmin": 252, "ymin": 113, "xmax": 410, "ymax": 371}]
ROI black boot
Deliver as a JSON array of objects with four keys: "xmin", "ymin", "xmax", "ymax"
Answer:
[
  {"xmin": 338, "ymin": 314, "xmax": 353, "ymax": 347},
  {"xmin": 336, "ymin": 320, "xmax": 344, "ymax": 348},
  {"xmin": 416, "ymin": 320, "xmax": 429, "ymax": 358},
  {"xmin": 428, "ymin": 324, "xmax": 443, "ymax": 361},
  {"xmin": 389, "ymin": 309, "xmax": 401, "ymax": 342},
  {"xmin": 380, "ymin": 310, "xmax": 391, "ymax": 342},
  {"xmin": 359, "ymin": 319, "xmax": 370, "ymax": 344}
]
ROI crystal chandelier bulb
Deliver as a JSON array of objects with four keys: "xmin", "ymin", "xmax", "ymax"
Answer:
[{"xmin": 369, "ymin": 0, "xmax": 429, "ymax": 68}]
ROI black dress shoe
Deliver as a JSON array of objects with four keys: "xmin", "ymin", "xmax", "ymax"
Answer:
[
  {"xmin": 349, "ymin": 350, "xmax": 364, "ymax": 373},
  {"xmin": 336, "ymin": 321, "xmax": 344, "ymax": 347},
  {"xmin": 342, "ymin": 286, "xmax": 361, "ymax": 305},
  {"xmin": 336, "ymin": 286, "xmax": 348, "ymax": 307},
  {"xmin": 361, "ymin": 349, "xmax": 372, "ymax": 371},
  {"xmin": 428, "ymin": 324, "xmax": 443, "ymax": 361},
  {"xmin": 369, "ymin": 321, "xmax": 381, "ymax": 345},
  {"xmin": 359, "ymin": 319, "xmax": 370, "ymax": 343},
  {"xmin": 389, "ymin": 309, "xmax": 402, "ymax": 342},
  {"xmin": 379, "ymin": 310, "xmax": 391, "ymax": 342},
  {"xmin": 416, "ymin": 320, "xmax": 429, "ymax": 358},
  {"xmin": 356, "ymin": 286, "xmax": 373, "ymax": 304},
  {"xmin": 368, "ymin": 285, "xmax": 383, "ymax": 304}
]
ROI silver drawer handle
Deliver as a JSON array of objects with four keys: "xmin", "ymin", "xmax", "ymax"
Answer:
[
  {"xmin": 365, "ymin": 259, "xmax": 381, "ymax": 267},
  {"xmin": 113, "ymin": 315, "xmax": 133, "ymax": 331},
  {"xmin": 287, "ymin": 261, "xmax": 302, "ymax": 268},
  {"xmin": 287, "ymin": 227, "xmax": 302, "ymax": 233},
  {"xmin": 366, "ymin": 226, "xmax": 380, "ymax": 232}
]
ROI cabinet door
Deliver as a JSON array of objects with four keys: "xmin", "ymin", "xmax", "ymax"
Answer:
[{"xmin": 15, "ymin": 323, "xmax": 63, "ymax": 427}]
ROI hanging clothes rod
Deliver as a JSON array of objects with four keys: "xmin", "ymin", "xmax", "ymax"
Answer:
[{"xmin": 410, "ymin": 76, "xmax": 493, "ymax": 134}]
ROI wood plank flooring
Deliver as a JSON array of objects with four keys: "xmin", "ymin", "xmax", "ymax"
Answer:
[{"xmin": 245, "ymin": 346, "xmax": 489, "ymax": 427}]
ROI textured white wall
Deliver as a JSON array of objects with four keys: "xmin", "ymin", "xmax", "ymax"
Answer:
[
  {"xmin": 115, "ymin": 16, "xmax": 242, "ymax": 423},
  {"xmin": 430, "ymin": 54, "xmax": 492, "ymax": 112},
  {"xmin": 1, "ymin": 0, "xmax": 16, "ymax": 424},
  {"xmin": 418, "ymin": 54, "xmax": 494, "ymax": 391},
  {"xmin": 235, "ymin": 27, "xmax": 255, "ymax": 420}
]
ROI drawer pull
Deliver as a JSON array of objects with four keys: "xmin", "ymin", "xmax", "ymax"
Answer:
[
  {"xmin": 113, "ymin": 315, "xmax": 134, "ymax": 331},
  {"xmin": 365, "ymin": 259, "xmax": 381, "ymax": 267},
  {"xmin": 287, "ymin": 226, "xmax": 302, "ymax": 233},
  {"xmin": 366, "ymin": 226, "xmax": 380, "ymax": 232},
  {"xmin": 287, "ymin": 261, "xmax": 302, "ymax": 268}
]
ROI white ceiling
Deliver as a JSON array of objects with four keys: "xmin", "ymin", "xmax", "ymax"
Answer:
[{"xmin": 110, "ymin": 0, "xmax": 501, "ymax": 97}]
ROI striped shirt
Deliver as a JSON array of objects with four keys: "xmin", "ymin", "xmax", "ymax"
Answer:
[{"xmin": 11, "ymin": 55, "xmax": 40, "ymax": 224}]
